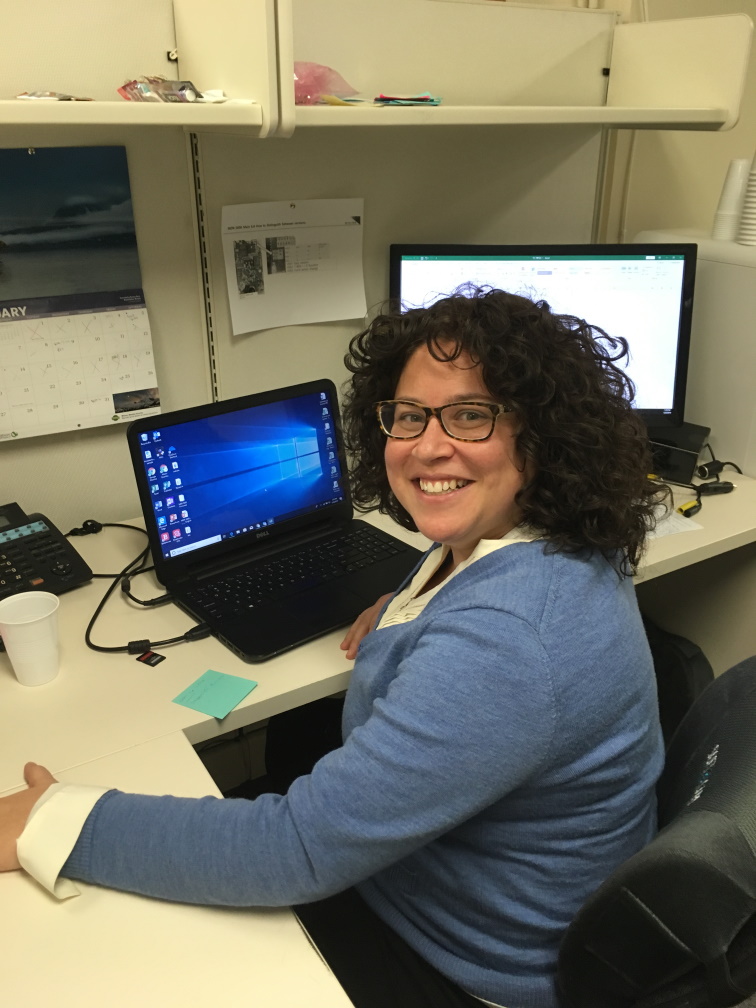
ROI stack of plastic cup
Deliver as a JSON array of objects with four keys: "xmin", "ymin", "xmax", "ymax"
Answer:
[
  {"xmin": 736, "ymin": 155, "xmax": 756, "ymax": 246},
  {"xmin": 712, "ymin": 158, "xmax": 750, "ymax": 240}
]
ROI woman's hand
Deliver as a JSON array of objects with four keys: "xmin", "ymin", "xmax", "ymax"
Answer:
[
  {"xmin": 340, "ymin": 593, "xmax": 393, "ymax": 660},
  {"xmin": 0, "ymin": 762, "xmax": 57, "ymax": 871}
]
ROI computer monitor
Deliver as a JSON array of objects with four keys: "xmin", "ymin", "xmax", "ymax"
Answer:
[{"xmin": 389, "ymin": 243, "xmax": 697, "ymax": 428}]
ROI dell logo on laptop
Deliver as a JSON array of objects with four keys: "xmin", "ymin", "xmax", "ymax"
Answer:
[{"xmin": 256, "ymin": 529, "xmax": 270, "ymax": 539}]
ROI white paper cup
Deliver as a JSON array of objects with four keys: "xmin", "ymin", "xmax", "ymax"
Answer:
[{"xmin": 0, "ymin": 591, "xmax": 60, "ymax": 686}]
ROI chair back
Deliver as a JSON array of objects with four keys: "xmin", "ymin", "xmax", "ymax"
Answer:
[{"xmin": 558, "ymin": 656, "xmax": 756, "ymax": 1008}]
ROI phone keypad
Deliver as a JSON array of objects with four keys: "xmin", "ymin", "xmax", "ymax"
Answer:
[{"xmin": 0, "ymin": 535, "xmax": 72, "ymax": 596}]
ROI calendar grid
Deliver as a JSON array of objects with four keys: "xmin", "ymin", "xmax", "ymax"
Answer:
[{"xmin": 0, "ymin": 305, "xmax": 160, "ymax": 441}]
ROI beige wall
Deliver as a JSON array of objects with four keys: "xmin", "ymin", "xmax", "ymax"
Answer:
[
  {"xmin": 199, "ymin": 125, "xmax": 604, "ymax": 403},
  {"xmin": 2, "ymin": 0, "xmax": 610, "ymax": 532},
  {"xmin": 4, "ymin": 0, "xmax": 751, "ymax": 532},
  {"xmin": 0, "ymin": 124, "xmax": 210, "ymax": 532},
  {"xmin": 617, "ymin": 0, "xmax": 756, "ymax": 240},
  {"xmin": 0, "ymin": 0, "xmax": 209, "ymax": 530}
]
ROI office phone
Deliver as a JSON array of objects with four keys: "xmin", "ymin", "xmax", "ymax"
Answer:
[{"xmin": 0, "ymin": 501, "xmax": 93, "ymax": 599}]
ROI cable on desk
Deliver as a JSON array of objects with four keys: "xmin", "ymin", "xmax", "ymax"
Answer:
[
  {"xmin": 669, "ymin": 478, "xmax": 736, "ymax": 519},
  {"xmin": 65, "ymin": 520, "xmax": 153, "ymax": 579},
  {"xmin": 120, "ymin": 570, "xmax": 172, "ymax": 607},
  {"xmin": 68, "ymin": 520, "xmax": 210, "ymax": 654},
  {"xmin": 696, "ymin": 444, "xmax": 743, "ymax": 482},
  {"xmin": 67, "ymin": 520, "xmax": 170, "ymax": 604}
]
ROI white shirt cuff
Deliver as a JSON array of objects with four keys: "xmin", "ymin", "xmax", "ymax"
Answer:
[{"xmin": 17, "ymin": 783, "xmax": 109, "ymax": 899}]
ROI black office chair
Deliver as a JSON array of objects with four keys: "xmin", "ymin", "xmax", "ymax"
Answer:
[{"xmin": 558, "ymin": 655, "xmax": 756, "ymax": 1008}]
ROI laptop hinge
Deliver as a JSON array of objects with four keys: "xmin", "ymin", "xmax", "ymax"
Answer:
[{"xmin": 187, "ymin": 517, "xmax": 350, "ymax": 582}]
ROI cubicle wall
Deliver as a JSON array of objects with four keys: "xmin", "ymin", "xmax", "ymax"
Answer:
[
  {"xmin": 6, "ymin": 0, "xmax": 748, "ymax": 533},
  {"xmin": 618, "ymin": 0, "xmax": 756, "ymax": 241},
  {"xmin": 1, "ymin": 2, "xmax": 610, "ymax": 530},
  {"xmin": 198, "ymin": 125, "xmax": 605, "ymax": 402},
  {"xmin": 0, "ymin": 0, "xmax": 205, "ymax": 528},
  {"xmin": 2, "ymin": 120, "xmax": 604, "ymax": 530},
  {"xmin": 2, "ymin": 0, "xmax": 755, "ymax": 675},
  {"xmin": 1, "ymin": 1, "xmax": 179, "ymax": 101},
  {"xmin": 0, "ymin": 123, "xmax": 209, "ymax": 530}
]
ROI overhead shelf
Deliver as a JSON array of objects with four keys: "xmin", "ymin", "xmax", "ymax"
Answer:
[
  {"xmin": 276, "ymin": 3, "xmax": 752, "ymax": 138},
  {"xmin": 0, "ymin": 97, "xmax": 729, "ymax": 133},
  {"xmin": 293, "ymin": 104, "xmax": 729, "ymax": 131},
  {"xmin": 1, "ymin": 3, "xmax": 750, "ymax": 138},
  {"xmin": 0, "ymin": 99, "xmax": 263, "ymax": 130}
]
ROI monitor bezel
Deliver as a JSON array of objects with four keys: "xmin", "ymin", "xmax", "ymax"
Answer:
[{"xmin": 388, "ymin": 242, "xmax": 697, "ymax": 429}]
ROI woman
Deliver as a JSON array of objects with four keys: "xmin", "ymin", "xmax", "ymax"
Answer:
[{"xmin": 0, "ymin": 289, "xmax": 665, "ymax": 1008}]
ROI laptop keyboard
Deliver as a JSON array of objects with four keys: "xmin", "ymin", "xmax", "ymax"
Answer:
[{"xmin": 184, "ymin": 526, "xmax": 409, "ymax": 618}]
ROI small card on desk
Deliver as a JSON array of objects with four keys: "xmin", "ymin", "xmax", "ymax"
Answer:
[{"xmin": 172, "ymin": 670, "xmax": 257, "ymax": 719}]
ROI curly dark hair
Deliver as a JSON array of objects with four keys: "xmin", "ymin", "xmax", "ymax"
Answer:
[{"xmin": 341, "ymin": 287, "xmax": 667, "ymax": 575}]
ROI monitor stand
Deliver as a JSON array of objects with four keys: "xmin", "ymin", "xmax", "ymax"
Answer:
[{"xmin": 647, "ymin": 421, "xmax": 711, "ymax": 485}]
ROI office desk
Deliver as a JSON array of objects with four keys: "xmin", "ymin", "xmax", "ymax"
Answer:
[
  {"xmin": 1, "ymin": 485, "xmax": 755, "ymax": 1006},
  {"xmin": 1, "ymin": 734, "xmax": 353, "ymax": 1008},
  {"xmin": 634, "ymin": 475, "xmax": 756, "ymax": 675},
  {"xmin": 0, "ymin": 516, "xmax": 426, "ymax": 1008},
  {"xmin": 0, "ymin": 513, "xmax": 429, "ymax": 794}
]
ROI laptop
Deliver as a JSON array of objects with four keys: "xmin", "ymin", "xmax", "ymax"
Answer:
[{"xmin": 127, "ymin": 379, "xmax": 423, "ymax": 662}]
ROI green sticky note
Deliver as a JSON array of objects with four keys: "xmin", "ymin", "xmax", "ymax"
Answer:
[{"xmin": 172, "ymin": 669, "xmax": 257, "ymax": 719}]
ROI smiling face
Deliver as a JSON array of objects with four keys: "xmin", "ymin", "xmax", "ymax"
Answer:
[{"xmin": 384, "ymin": 344, "xmax": 527, "ymax": 568}]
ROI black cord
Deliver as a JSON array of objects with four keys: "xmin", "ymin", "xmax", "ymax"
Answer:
[
  {"xmin": 672, "ymin": 477, "xmax": 736, "ymax": 518},
  {"xmin": 121, "ymin": 568, "xmax": 172, "ymax": 607},
  {"xmin": 69, "ymin": 520, "xmax": 210, "ymax": 654},
  {"xmin": 83, "ymin": 541, "xmax": 152, "ymax": 653},
  {"xmin": 695, "ymin": 445, "xmax": 743, "ymax": 481},
  {"xmin": 698, "ymin": 480, "xmax": 736, "ymax": 495},
  {"xmin": 674, "ymin": 482, "xmax": 703, "ymax": 518},
  {"xmin": 67, "ymin": 519, "xmax": 148, "ymax": 539}
]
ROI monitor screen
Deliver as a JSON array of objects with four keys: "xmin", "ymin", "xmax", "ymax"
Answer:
[{"xmin": 389, "ymin": 243, "xmax": 697, "ymax": 427}]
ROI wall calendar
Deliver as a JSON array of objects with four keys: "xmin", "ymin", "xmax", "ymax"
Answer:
[{"xmin": 0, "ymin": 146, "xmax": 160, "ymax": 441}]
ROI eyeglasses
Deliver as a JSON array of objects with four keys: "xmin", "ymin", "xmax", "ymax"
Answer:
[{"xmin": 375, "ymin": 400, "xmax": 512, "ymax": 442}]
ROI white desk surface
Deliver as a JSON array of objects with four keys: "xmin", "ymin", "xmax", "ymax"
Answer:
[
  {"xmin": 1, "ymin": 733, "xmax": 353, "ymax": 1008},
  {"xmin": 0, "ymin": 513, "xmax": 428, "ymax": 793},
  {"xmin": 638, "ymin": 474, "xmax": 756, "ymax": 582}
]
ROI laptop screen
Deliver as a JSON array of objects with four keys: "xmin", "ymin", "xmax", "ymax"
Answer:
[{"xmin": 130, "ymin": 384, "xmax": 346, "ymax": 562}]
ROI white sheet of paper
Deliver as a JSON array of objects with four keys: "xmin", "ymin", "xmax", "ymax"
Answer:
[
  {"xmin": 649, "ymin": 507, "xmax": 703, "ymax": 537},
  {"xmin": 221, "ymin": 198, "xmax": 366, "ymax": 334}
]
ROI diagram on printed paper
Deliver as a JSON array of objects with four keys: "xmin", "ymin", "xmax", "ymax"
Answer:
[{"xmin": 221, "ymin": 198, "xmax": 366, "ymax": 334}]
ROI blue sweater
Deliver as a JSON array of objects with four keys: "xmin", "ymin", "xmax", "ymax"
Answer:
[{"xmin": 64, "ymin": 542, "xmax": 663, "ymax": 1008}]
